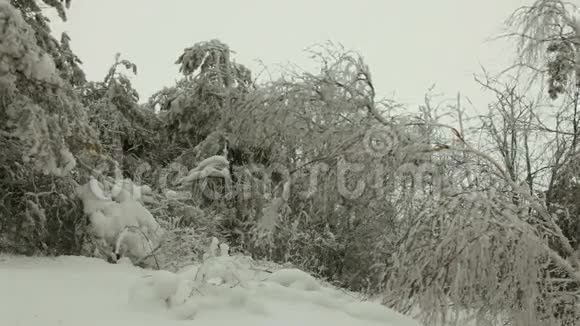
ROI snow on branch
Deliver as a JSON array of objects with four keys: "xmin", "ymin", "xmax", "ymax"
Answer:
[{"xmin": 178, "ymin": 155, "xmax": 231, "ymax": 185}]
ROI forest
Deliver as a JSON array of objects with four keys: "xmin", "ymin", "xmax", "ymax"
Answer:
[{"xmin": 2, "ymin": 0, "xmax": 580, "ymax": 325}]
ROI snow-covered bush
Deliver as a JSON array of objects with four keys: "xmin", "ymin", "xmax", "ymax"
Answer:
[
  {"xmin": 140, "ymin": 187, "xmax": 227, "ymax": 271},
  {"xmin": 76, "ymin": 178, "xmax": 164, "ymax": 265},
  {"xmin": 0, "ymin": 171, "xmax": 87, "ymax": 255},
  {"xmin": 128, "ymin": 238, "xmax": 265, "ymax": 318}
]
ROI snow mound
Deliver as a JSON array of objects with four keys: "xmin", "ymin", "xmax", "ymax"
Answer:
[{"xmin": 266, "ymin": 268, "xmax": 320, "ymax": 291}]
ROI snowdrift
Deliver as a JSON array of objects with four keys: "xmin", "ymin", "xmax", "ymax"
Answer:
[{"xmin": 0, "ymin": 254, "xmax": 424, "ymax": 326}]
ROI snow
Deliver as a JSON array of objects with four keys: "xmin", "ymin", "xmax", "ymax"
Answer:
[
  {"xmin": 266, "ymin": 268, "xmax": 321, "ymax": 291},
  {"xmin": 76, "ymin": 179, "xmax": 164, "ymax": 264},
  {"xmin": 178, "ymin": 155, "xmax": 230, "ymax": 185},
  {"xmin": 0, "ymin": 0, "xmax": 59, "ymax": 84},
  {"xmin": 0, "ymin": 254, "xmax": 424, "ymax": 326}
]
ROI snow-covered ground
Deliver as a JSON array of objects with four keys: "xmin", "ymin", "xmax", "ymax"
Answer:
[{"xmin": 0, "ymin": 255, "xmax": 423, "ymax": 326}]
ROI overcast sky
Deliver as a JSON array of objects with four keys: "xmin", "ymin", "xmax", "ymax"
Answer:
[{"xmin": 48, "ymin": 0, "xmax": 529, "ymax": 110}]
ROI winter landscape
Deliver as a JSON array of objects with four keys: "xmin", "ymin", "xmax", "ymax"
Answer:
[{"xmin": 2, "ymin": 0, "xmax": 580, "ymax": 325}]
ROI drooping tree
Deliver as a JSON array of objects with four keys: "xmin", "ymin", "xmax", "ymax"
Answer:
[
  {"xmin": 80, "ymin": 54, "xmax": 162, "ymax": 182},
  {"xmin": 9, "ymin": 0, "xmax": 85, "ymax": 86},
  {"xmin": 205, "ymin": 43, "xmax": 432, "ymax": 290},
  {"xmin": 150, "ymin": 39, "xmax": 253, "ymax": 157},
  {"xmin": 0, "ymin": 0, "xmax": 99, "ymax": 254},
  {"xmin": 507, "ymin": 1, "xmax": 580, "ymax": 97},
  {"xmin": 381, "ymin": 103, "xmax": 580, "ymax": 325},
  {"xmin": 146, "ymin": 40, "xmax": 427, "ymax": 290}
]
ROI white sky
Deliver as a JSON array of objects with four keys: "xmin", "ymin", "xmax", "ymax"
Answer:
[{"xmin": 48, "ymin": 0, "xmax": 529, "ymax": 110}]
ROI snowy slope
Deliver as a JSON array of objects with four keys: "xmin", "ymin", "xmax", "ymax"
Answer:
[{"xmin": 0, "ymin": 255, "xmax": 423, "ymax": 326}]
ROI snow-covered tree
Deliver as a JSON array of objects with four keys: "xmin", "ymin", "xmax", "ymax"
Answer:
[
  {"xmin": 508, "ymin": 0, "xmax": 580, "ymax": 99},
  {"xmin": 80, "ymin": 54, "xmax": 162, "ymax": 182},
  {"xmin": 0, "ymin": 0, "xmax": 100, "ymax": 254},
  {"xmin": 380, "ymin": 89, "xmax": 580, "ymax": 325}
]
